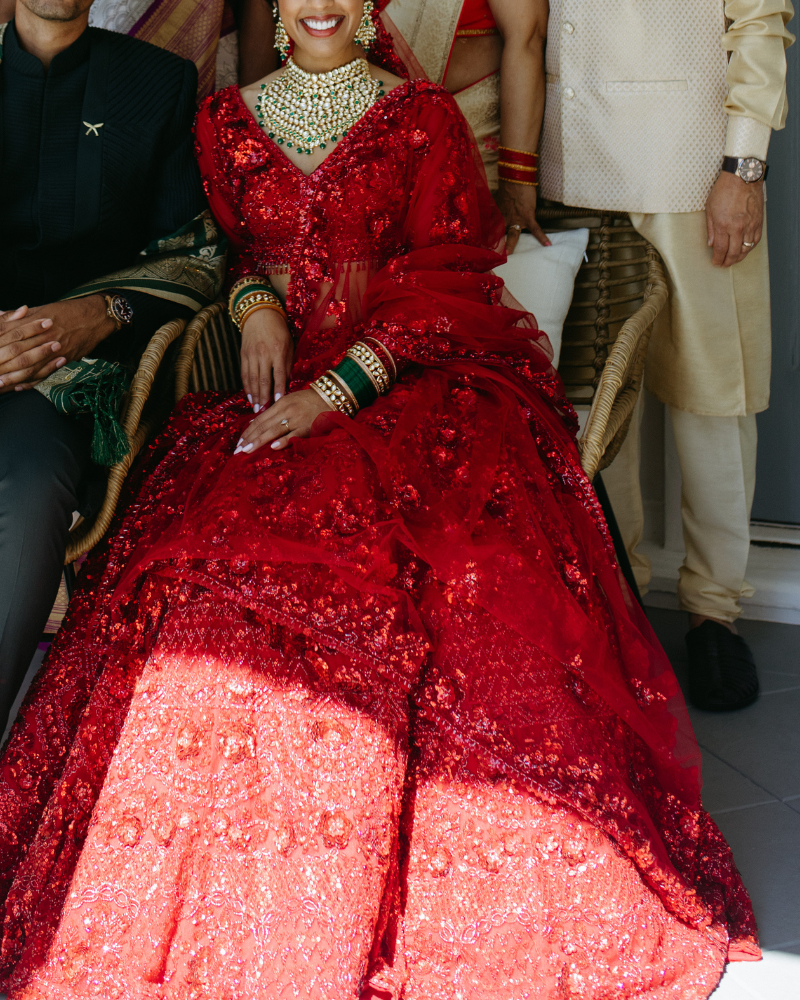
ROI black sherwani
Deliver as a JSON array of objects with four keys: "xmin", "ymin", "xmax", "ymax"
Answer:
[{"xmin": 0, "ymin": 23, "xmax": 207, "ymax": 733}]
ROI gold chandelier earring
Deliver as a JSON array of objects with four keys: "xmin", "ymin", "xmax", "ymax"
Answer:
[
  {"xmin": 272, "ymin": 2, "xmax": 291, "ymax": 59},
  {"xmin": 354, "ymin": 0, "xmax": 377, "ymax": 50}
]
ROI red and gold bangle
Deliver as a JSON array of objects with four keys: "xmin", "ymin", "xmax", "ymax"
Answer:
[
  {"xmin": 498, "ymin": 163, "xmax": 539, "ymax": 187},
  {"xmin": 498, "ymin": 146, "xmax": 538, "ymax": 167},
  {"xmin": 498, "ymin": 146, "xmax": 539, "ymax": 186}
]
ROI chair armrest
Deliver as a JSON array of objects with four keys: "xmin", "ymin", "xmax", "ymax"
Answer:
[
  {"xmin": 121, "ymin": 316, "xmax": 187, "ymax": 439},
  {"xmin": 65, "ymin": 314, "xmax": 187, "ymax": 564},
  {"xmin": 174, "ymin": 301, "xmax": 227, "ymax": 403},
  {"xmin": 578, "ymin": 250, "xmax": 668, "ymax": 481}
]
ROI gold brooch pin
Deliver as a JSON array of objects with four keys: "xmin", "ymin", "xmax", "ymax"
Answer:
[{"xmin": 83, "ymin": 122, "xmax": 104, "ymax": 136}]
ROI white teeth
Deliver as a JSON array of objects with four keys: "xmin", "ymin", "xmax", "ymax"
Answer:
[{"xmin": 303, "ymin": 17, "xmax": 340, "ymax": 29}]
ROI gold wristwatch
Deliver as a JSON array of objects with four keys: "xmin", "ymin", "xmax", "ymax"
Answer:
[{"xmin": 104, "ymin": 294, "xmax": 134, "ymax": 331}]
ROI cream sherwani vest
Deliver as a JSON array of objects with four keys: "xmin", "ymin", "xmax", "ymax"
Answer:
[{"xmin": 542, "ymin": 0, "xmax": 730, "ymax": 213}]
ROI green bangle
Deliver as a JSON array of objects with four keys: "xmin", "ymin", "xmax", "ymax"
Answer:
[
  {"xmin": 231, "ymin": 282, "xmax": 275, "ymax": 314},
  {"xmin": 332, "ymin": 356, "xmax": 378, "ymax": 409}
]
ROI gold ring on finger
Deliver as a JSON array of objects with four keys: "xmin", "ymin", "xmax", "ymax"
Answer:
[{"xmin": 280, "ymin": 418, "xmax": 290, "ymax": 430}]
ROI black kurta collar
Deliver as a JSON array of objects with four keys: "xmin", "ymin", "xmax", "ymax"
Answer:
[{"xmin": 3, "ymin": 20, "xmax": 92, "ymax": 77}]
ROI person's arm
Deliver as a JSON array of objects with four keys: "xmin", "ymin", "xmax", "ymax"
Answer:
[
  {"xmin": 706, "ymin": 0, "xmax": 794, "ymax": 267},
  {"xmin": 0, "ymin": 0, "xmax": 14, "ymax": 22},
  {"xmin": 491, "ymin": 0, "xmax": 549, "ymax": 251},
  {"xmin": 237, "ymin": 0, "xmax": 277, "ymax": 86}
]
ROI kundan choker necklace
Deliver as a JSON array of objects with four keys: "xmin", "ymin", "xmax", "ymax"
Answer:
[{"xmin": 256, "ymin": 57, "xmax": 385, "ymax": 155}]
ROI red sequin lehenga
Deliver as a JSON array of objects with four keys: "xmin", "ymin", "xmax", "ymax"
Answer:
[{"xmin": 0, "ymin": 81, "xmax": 759, "ymax": 1000}]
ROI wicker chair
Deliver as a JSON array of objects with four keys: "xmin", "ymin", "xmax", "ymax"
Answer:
[
  {"xmin": 64, "ymin": 316, "xmax": 188, "ymax": 563},
  {"xmin": 176, "ymin": 211, "xmax": 668, "ymax": 482},
  {"xmin": 536, "ymin": 205, "xmax": 668, "ymax": 479}
]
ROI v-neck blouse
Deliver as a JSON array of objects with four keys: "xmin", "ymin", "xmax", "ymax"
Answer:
[{"xmin": 195, "ymin": 79, "xmax": 488, "ymax": 316}]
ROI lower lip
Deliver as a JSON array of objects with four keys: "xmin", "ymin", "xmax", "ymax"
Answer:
[{"xmin": 300, "ymin": 17, "xmax": 344, "ymax": 37}]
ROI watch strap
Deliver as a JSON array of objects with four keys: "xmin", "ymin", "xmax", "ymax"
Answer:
[{"xmin": 722, "ymin": 156, "xmax": 769, "ymax": 181}]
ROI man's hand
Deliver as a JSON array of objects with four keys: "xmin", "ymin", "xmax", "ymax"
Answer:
[
  {"xmin": 240, "ymin": 306, "xmax": 295, "ymax": 412},
  {"xmin": 706, "ymin": 172, "xmax": 764, "ymax": 268},
  {"xmin": 235, "ymin": 388, "xmax": 334, "ymax": 455},
  {"xmin": 0, "ymin": 306, "xmax": 65, "ymax": 391},
  {"xmin": 0, "ymin": 296, "xmax": 114, "ymax": 391},
  {"xmin": 495, "ymin": 180, "xmax": 550, "ymax": 253}
]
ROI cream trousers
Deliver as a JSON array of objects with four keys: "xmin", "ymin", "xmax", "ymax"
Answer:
[
  {"xmin": 629, "ymin": 210, "xmax": 771, "ymax": 417},
  {"xmin": 604, "ymin": 402, "xmax": 757, "ymax": 622}
]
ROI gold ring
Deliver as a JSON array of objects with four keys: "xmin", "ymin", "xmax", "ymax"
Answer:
[
  {"xmin": 280, "ymin": 418, "xmax": 290, "ymax": 429},
  {"xmin": 508, "ymin": 224, "xmax": 522, "ymax": 231}
]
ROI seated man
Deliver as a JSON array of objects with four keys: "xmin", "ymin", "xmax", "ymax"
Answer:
[{"xmin": 0, "ymin": 0, "xmax": 224, "ymax": 733}]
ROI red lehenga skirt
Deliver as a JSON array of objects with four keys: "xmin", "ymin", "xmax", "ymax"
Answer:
[{"xmin": 0, "ymin": 367, "xmax": 758, "ymax": 999}]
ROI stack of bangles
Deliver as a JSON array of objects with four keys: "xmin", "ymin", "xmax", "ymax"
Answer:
[
  {"xmin": 309, "ymin": 337, "xmax": 397, "ymax": 417},
  {"xmin": 229, "ymin": 275, "xmax": 287, "ymax": 329},
  {"xmin": 498, "ymin": 145, "xmax": 539, "ymax": 187}
]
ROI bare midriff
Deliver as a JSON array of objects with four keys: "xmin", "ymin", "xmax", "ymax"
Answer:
[{"xmin": 443, "ymin": 34, "xmax": 502, "ymax": 94}]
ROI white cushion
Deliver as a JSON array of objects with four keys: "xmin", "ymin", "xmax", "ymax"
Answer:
[{"xmin": 493, "ymin": 228, "xmax": 590, "ymax": 368}]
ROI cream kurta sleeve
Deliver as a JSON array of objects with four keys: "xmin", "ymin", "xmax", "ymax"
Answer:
[{"xmin": 723, "ymin": 0, "xmax": 794, "ymax": 155}]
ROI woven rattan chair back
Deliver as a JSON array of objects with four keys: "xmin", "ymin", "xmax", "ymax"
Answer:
[{"xmin": 536, "ymin": 204, "xmax": 667, "ymax": 477}]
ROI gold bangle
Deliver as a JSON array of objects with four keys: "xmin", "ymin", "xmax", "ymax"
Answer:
[
  {"xmin": 234, "ymin": 292, "xmax": 286, "ymax": 329},
  {"xmin": 497, "ymin": 160, "xmax": 538, "ymax": 172},
  {"xmin": 312, "ymin": 373, "xmax": 357, "ymax": 416},
  {"xmin": 499, "ymin": 177, "xmax": 538, "ymax": 187},
  {"xmin": 497, "ymin": 145, "xmax": 539, "ymax": 160},
  {"xmin": 325, "ymin": 369, "xmax": 359, "ymax": 412},
  {"xmin": 346, "ymin": 342, "xmax": 391, "ymax": 394},
  {"xmin": 238, "ymin": 301, "xmax": 287, "ymax": 329},
  {"xmin": 309, "ymin": 380, "xmax": 338, "ymax": 411},
  {"xmin": 362, "ymin": 337, "xmax": 397, "ymax": 380},
  {"xmin": 228, "ymin": 276, "xmax": 274, "ymax": 315}
]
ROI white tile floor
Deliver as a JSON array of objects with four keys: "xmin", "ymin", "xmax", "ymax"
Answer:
[{"xmin": 1, "ymin": 612, "xmax": 797, "ymax": 998}]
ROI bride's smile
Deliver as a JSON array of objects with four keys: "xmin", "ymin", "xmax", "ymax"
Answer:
[{"xmin": 300, "ymin": 14, "xmax": 345, "ymax": 37}]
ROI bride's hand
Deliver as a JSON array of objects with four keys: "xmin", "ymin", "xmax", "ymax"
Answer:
[
  {"xmin": 240, "ymin": 306, "xmax": 294, "ymax": 412},
  {"xmin": 234, "ymin": 388, "xmax": 334, "ymax": 455}
]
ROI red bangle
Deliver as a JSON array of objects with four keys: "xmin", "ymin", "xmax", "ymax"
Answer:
[
  {"xmin": 498, "ymin": 162, "xmax": 539, "ymax": 186},
  {"xmin": 497, "ymin": 146, "xmax": 539, "ymax": 168}
]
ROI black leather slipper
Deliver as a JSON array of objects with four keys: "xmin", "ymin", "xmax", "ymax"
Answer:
[{"xmin": 686, "ymin": 620, "xmax": 759, "ymax": 712}]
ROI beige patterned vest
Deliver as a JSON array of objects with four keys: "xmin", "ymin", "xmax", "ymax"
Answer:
[{"xmin": 542, "ymin": 0, "xmax": 729, "ymax": 213}]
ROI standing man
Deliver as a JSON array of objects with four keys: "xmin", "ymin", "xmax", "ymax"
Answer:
[
  {"xmin": 541, "ymin": 0, "xmax": 793, "ymax": 710},
  {"xmin": 0, "ymin": 0, "xmax": 224, "ymax": 734}
]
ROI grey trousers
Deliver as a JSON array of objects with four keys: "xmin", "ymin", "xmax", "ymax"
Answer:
[{"xmin": 0, "ymin": 390, "xmax": 91, "ymax": 735}]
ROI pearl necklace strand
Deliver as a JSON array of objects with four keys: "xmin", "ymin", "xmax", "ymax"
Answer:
[{"xmin": 256, "ymin": 57, "xmax": 385, "ymax": 155}]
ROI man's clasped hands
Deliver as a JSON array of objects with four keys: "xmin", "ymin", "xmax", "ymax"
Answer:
[{"xmin": 0, "ymin": 295, "xmax": 115, "ymax": 392}]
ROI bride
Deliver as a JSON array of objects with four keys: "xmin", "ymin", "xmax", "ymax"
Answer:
[{"xmin": 0, "ymin": 2, "xmax": 759, "ymax": 998}]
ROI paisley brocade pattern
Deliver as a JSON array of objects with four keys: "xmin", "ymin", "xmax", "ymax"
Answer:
[{"xmin": 0, "ymin": 81, "xmax": 758, "ymax": 998}]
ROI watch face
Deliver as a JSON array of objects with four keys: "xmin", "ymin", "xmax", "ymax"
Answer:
[
  {"xmin": 738, "ymin": 158, "xmax": 765, "ymax": 183},
  {"xmin": 112, "ymin": 295, "xmax": 134, "ymax": 325}
]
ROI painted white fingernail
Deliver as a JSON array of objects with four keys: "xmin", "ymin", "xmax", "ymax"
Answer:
[
  {"xmin": 274, "ymin": 393, "xmax": 282, "ymax": 401},
  {"xmin": 271, "ymin": 441, "xmax": 281, "ymax": 449},
  {"xmin": 242, "ymin": 442, "xmax": 254, "ymax": 453},
  {"xmin": 247, "ymin": 394, "xmax": 253, "ymax": 404},
  {"xmin": 253, "ymin": 404, "xmax": 261, "ymax": 414},
  {"xmin": 233, "ymin": 446, "xmax": 243, "ymax": 455},
  {"xmin": 236, "ymin": 437, "xmax": 244, "ymax": 447}
]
